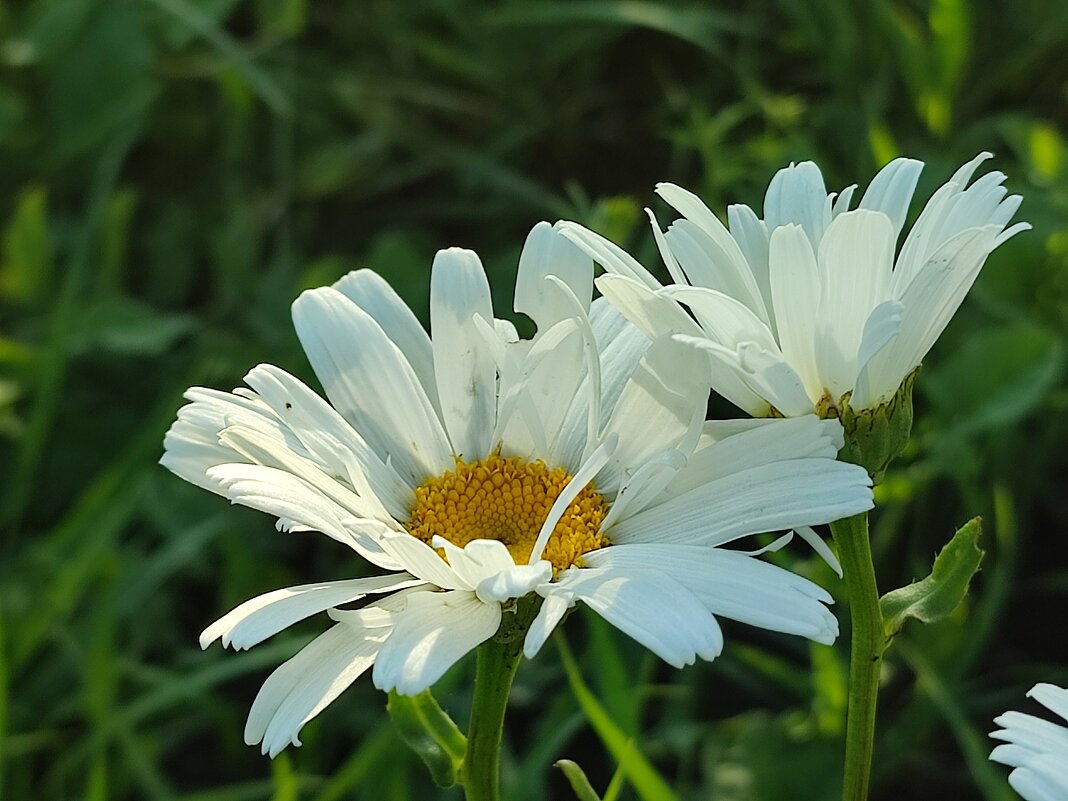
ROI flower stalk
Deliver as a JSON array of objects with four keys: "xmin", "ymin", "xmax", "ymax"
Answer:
[
  {"xmin": 463, "ymin": 597, "xmax": 540, "ymax": 801},
  {"xmin": 831, "ymin": 512, "xmax": 887, "ymax": 801}
]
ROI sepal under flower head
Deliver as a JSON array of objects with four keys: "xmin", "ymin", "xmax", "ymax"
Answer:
[{"xmin": 813, "ymin": 367, "xmax": 917, "ymax": 482}]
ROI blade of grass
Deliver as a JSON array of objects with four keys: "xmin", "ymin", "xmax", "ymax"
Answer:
[{"xmin": 555, "ymin": 633, "xmax": 679, "ymax": 801}]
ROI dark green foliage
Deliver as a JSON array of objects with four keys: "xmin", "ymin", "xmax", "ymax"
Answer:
[{"xmin": 0, "ymin": 1, "xmax": 1066, "ymax": 799}]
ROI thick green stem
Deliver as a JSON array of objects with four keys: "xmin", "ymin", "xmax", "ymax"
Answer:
[
  {"xmin": 463, "ymin": 598, "xmax": 539, "ymax": 801},
  {"xmin": 831, "ymin": 512, "xmax": 886, "ymax": 801}
]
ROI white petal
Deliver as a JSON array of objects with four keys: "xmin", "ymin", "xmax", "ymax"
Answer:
[
  {"xmin": 378, "ymin": 532, "xmax": 469, "ymax": 591},
  {"xmin": 597, "ymin": 336, "xmax": 707, "ymax": 494},
  {"xmin": 372, "ymin": 590, "xmax": 501, "ymax": 695},
  {"xmin": 524, "ymin": 590, "xmax": 573, "ymax": 659},
  {"xmin": 814, "ymin": 210, "xmax": 895, "ymax": 398},
  {"xmin": 850, "ymin": 300, "xmax": 904, "ymax": 409},
  {"xmin": 594, "ymin": 274, "xmax": 703, "ymax": 341},
  {"xmin": 645, "ymin": 207, "xmax": 689, "ymax": 286},
  {"xmin": 556, "ymin": 221, "xmax": 663, "ymax": 289},
  {"xmin": 475, "ymin": 561, "xmax": 553, "ymax": 604},
  {"xmin": 678, "ymin": 337, "xmax": 812, "ymax": 417},
  {"xmin": 216, "ymin": 424, "xmax": 391, "ymax": 527},
  {"xmin": 529, "ymin": 434, "xmax": 618, "ymax": 564},
  {"xmin": 242, "ymin": 364, "xmax": 412, "ymax": 522},
  {"xmin": 430, "ymin": 537, "xmax": 518, "ymax": 589},
  {"xmin": 661, "ymin": 218, "xmax": 770, "ymax": 325},
  {"xmin": 662, "ymin": 285, "xmax": 780, "ymax": 353},
  {"xmin": 1031, "ymin": 684, "xmax": 1068, "ymax": 724},
  {"xmin": 205, "ymin": 463, "xmax": 397, "ymax": 567},
  {"xmin": 607, "ymin": 457, "xmax": 872, "ymax": 548},
  {"xmin": 769, "ymin": 224, "xmax": 822, "ymax": 399},
  {"xmin": 832, "ymin": 185, "xmax": 857, "ymax": 216},
  {"xmin": 200, "ymin": 574, "xmax": 421, "ymax": 651},
  {"xmin": 668, "ymin": 335, "xmax": 774, "ymax": 417},
  {"xmin": 583, "ymin": 545, "xmax": 838, "ymax": 644},
  {"xmin": 553, "ymin": 565, "xmax": 724, "ymax": 667},
  {"xmin": 795, "ymin": 525, "xmax": 843, "ymax": 577},
  {"xmin": 332, "ymin": 269, "xmax": 439, "ymax": 411},
  {"xmin": 1009, "ymin": 758, "xmax": 1068, "ymax": 801},
  {"xmin": 858, "ymin": 158, "xmax": 924, "ymax": 235},
  {"xmin": 160, "ymin": 387, "xmax": 302, "ymax": 496},
  {"xmin": 245, "ymin": 622, "xmax": 387, "ymax": 757},
  {"xmin": 737, "ymin": 342, "xmax": 817, "ymax": 415},
  {"xmin": 292, "ymin": 287, "xmax": 452, "ymax": 486},
  {"xmin": 649, "ymin": 186, "xmax": 760, "ymax": 318},
  {"xmin": 658, "ymin": 415, "xmax": 845, "ymax": 502},
  {"xmin": 515, "ymin": 221, "xmax": 593, "ymax": 328},
  {"xmin": 726, "ymin": 203, "xmax": 771, "ymax": 305},
  {"xmin": 430, "ymin": 248, "xmax": 497, "ymax": 461},
  {"xmin": 763, "ymin": 161, "xmax": 832, "ymax": 245},
  {"xmin": 863, "ymin": 225, "xmax": 999, "ymax": 404}
]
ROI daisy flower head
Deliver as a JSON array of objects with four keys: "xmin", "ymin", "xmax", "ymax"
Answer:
[
  {"xmin": 161, "ymin": 222, "xmax": 874, "ymax": 757},
  {"xmin": 559, "ymin": 154, "xmax": 1028, "ymax": 477},
  {"xmin": 990, "ymin": 683, "xmax": 1068, "ymax": 801}
]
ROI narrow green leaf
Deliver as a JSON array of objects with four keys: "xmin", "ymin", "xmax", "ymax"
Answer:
[
  {"xmin": 0, "ymin": 186, "xmax": 53, "ymax": 304},
  {"xmin": 556, "ymin": 634, "xmax": 679, "ymax": 801},
  {"xmin": 880, "ymin": 518, "xmax": 984, "ymax": 639},
  {"xmin": 556, "ymin": 759, "xmax": 603, "ymax": 801},
  {"xmin": 386, "ymin": 689, "xmax": 466, "ymax": 788}
]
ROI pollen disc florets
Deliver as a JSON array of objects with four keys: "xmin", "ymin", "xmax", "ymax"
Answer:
[{"xmin": 408, "ymin": 454, "xmax": 608, "ymax": 573}]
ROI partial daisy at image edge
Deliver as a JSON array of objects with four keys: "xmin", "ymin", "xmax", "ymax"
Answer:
[{"xmin": 990, "ymin": 683, "xmax": 1068, "ymax": 801}]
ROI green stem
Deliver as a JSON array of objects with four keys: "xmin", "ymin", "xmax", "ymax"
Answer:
[
  {"xmin": 831, "ymin": 512, "xmax": 886, "ymax": 801},
  {"xmin": 463, "ymin": 598, "xmax": 539, "ymax": 801}
]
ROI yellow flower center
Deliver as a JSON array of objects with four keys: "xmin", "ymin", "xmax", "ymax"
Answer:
[{"xmin": 407, "ymin": 454, "xmax": 609, "ymax": 573}]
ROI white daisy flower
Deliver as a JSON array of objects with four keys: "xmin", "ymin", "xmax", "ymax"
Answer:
[
  {"xmin": 162, "ymin": 223, "xmax": 874, "ymax": 757},
  {"xmin": 990, "ymin": 683, "xmax": 1068, "ymax": 801},
  {"xmin": 559, "ymin": 153, "xmax": 1029, "ymax": 419}
]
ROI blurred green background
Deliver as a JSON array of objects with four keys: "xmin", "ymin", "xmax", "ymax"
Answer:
[{"xmin": 1, "ymin": 0, "xmax": 1066, "ymax": 799}]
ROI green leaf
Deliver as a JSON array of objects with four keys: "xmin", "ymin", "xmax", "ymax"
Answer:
[
  {"xmin": 880, "ymin": 518, "xmax": 984, "ymax": 639},
  {"xmin": 556, "ymin": 760, "xmax": 603, "ymax": 801},
  {"xmin": 386, "ymin": 690, "xmax": 466, "ymax": 789},
  {"xmin": 556, "ymin": 634, "xmax": 679, "ymax": 801},
  {"xmin": 0, "ymin": 187, "xmax": 53, "ymax": 304}
]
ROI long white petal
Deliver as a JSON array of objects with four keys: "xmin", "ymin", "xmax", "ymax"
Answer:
[
  {"xmin": 515, "ymin": 221, "xmax": 593, "ymax": 329},
  {"xmin": 205, "ymin": 463, "xmax": 398, "ymax": 567},
  {"xmin": 769, "ymin": 224, "xmax": 822, "ymax": 399},
  {"xmin": 597, "ymin": 336, "xmax": 707, "ymax": 494},
  {"xmin": 246, "ymin": 622, "xmax": 388, "ymax": 757},
  {"xmin": 553, "ymin": 566, "xmax": 724, "ymax": 667},
  {"xmin": 763, "ymin": 161, "xmax": 832, "ymax": 246},
  {"xmin": 524, "ymin": 590, "xmax": 573, "ymax": 658},
  {"xmin": 430, "ymin": 248, "xmax": 497, "ymax": 460},
  {"xmin": 863, "ymin": 225, "xmax": 999, "ymax": 404},
  {"xmin": 200, "ymin": 574, "xmax": 421, "ymax": 651},
  {"xmin": 583, "ymin": 545, "xmax": 838, "ymax": 644},
  {"xmin": 332, "ymin": 269, "xmax": 439, "ymax": 412},
  {"xmin": 292, "ymin": 287, "xmax": 452, "ymax": 486},
  {"xmin": 661, "ymin": 218, "xmax": 770, "ymax": 325},
  {"xmin": 557, "ymin": 221, "xmax": 663, "ymax": 290},
  {"xmin": 858, "ymin": 158, "xmax": 924, "ymax": 236},
  {"xmin": 372, "ymin": 591, "xmax": 501, "ymax": 695},
  {"xmin": 814, "ymin": 209, "xmax": 896, "ymax": 399},
  {"xmin": 607, "ymin": 458, "xmax": 872, "ymax": 548},
  {"xmin": 242, "ymin": 364, "xmax": 412, "ymax": 522},
  {"xmin": 378, "ymin": 532, "xmax": 469, "ymax": 591},
  {"xmin": 657, "ymin": 415, "xmax": 844, "ymax": 502},
  {"xmin": 850, "ymin": 300, "xmax": 904, "ymax": 409}
]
